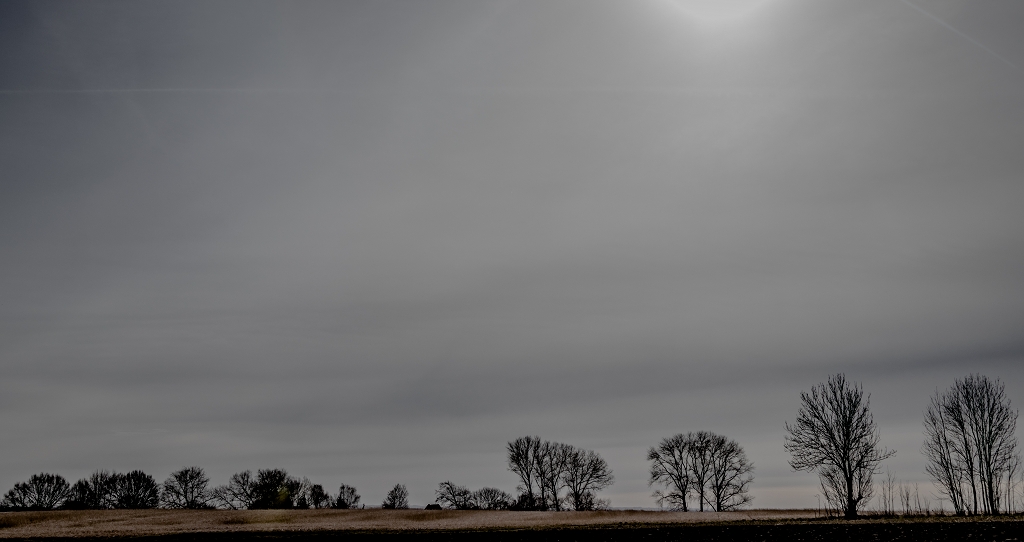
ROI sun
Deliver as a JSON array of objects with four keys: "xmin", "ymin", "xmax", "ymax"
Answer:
[{"xmin": 669, "ymin": 0, "xmax": 769, "ymax": 22}]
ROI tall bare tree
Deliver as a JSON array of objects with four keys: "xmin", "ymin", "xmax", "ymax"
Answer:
[
  {"xmin": 507, "ymin": 436, "xmax": 614, "ymax": 510},
  {"xmin": 686, "ymin": 432, "xmax": 717, "ymax": 511},
  {"xmin": 923, "ymin": 374, "xmax": 1019, "ymax": 515},
  {"xmin": 507, "ymin": 436, "xmax": 542, "ymax": 509},
  {"xmin": 785, "ymin": 374, "xmax": 893, "ymax": 518},
  {"xmin": 562, "ymin": 448, "xmax": 614, "ymax": 511},
  {"xmin": 647, "ymin": 434, "xmax": 694, "ymax": 511},
  {"xmin": 535, "ymin": 440, "xmax": 571, "ymax": 510},
  {"xmin": 706, "ymin": 434, "xmax": 755, "ymax": 511},
  {"xmin": 161, "ymin": 466, "xmax": 211, "ymax": 509},
  {"xmin": 648, "ymin": 432, "xmax": 753, "ymax": 511}
]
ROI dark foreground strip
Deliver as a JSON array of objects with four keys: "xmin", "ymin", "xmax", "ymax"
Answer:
[{"xmin": 8, "ymin": 522, "xmax": 1024, "ymax": 542}]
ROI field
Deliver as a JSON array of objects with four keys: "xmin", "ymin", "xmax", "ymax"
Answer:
[{"xmin": 1, "ymin": 509, "xmax": 1022, "ymax": 541}]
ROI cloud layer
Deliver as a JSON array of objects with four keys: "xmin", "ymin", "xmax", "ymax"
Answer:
[{"xmin": 2, "ymin": 0, "xmax": 1024, "ymax": 508}]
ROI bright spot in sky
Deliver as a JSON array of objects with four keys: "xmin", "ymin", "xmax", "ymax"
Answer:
[{"xmin": 669, "ymin": 0, "xmax": 769, "ymax": 22}]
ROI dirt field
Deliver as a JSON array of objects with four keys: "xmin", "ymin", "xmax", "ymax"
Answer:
[{"xmin": 1, "ymin": 509, "xmax": 1022, "ymax": 541}]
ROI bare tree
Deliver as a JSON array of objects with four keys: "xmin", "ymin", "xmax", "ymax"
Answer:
[
  {"xmin": 435, "ymin": 481, "xmax": 475, "ymax": 509},
  {"xmin": 160, "ymin": 466, "xmax": 211, "ymax": 509},
  {"xmin": 507, "ymin": 436, "xmax": 613, "ymax": 510},
  {"xmin": 877, "ymin": 469, "xmax": 898, "ymax": 516},
  {"xmin": 382, "ymin": 483, "xmax": 409, "ymax": 509},
  {"xmin": 535, "ymin": 440, "xmax": 571, "ymax": 510},
  {"xmin": 705, "ymin": 434, "xmax": 754, "ymax": 511},
  {"xmin": 472, "ymin": 487, "xmax": 512, "ymax": 510},
  {"xmin": 507, "ymin": 436, "xmax": 542, "ymax": 509},
  {"xmin": 249, "ymin": 469, "xmax": 304, "ymax": 509},
  {"xmin": 1007, "ymin": 456, "xmax": 1020, "ymax": 514},
  {"xmin": 334, "ymin": 484, "xmax": 361, "ymax": 509},
  {"xmin": 211, "ymin": 471, "xmax": 257, "ymax": 510},
  {"xmin": 785, "ymin": 374, "xmax": 894, "ymax": 519},
  {"xmin": 306, "ymin": 484, "xmax": 332, "ymax": 509},
  {"xmin": 562, "ymin": 448, "xmax": 614, "ymax": 511},
  {"xmin": 923, "ymin": 374, "xmax": 1019, "ymax": 515},
  {"xmin": 110, "ymin": 470, "xmax": 159, "ymax": 509},
  {"xmin": 648, "ymin": 432, "xmax": 753, "ymax": 512},
  {"xmin": 65, "ymin": 471, "xmax": 116, "ymax": 510},
  {"xmin": 2, "ymin": 473, "xmax": 71, "ymax": 510},
  {"xmin": 686, "ymin": 432, "xmax": 717, "ymax": 511},
  {"xmin": 647, "ymin": 434, "xmax": 694, "ymax": 511}
]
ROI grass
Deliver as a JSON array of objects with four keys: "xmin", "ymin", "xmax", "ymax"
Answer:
[{"xmin": 0, "ymin": 509, "xmax": 1021, "ymax": 539}]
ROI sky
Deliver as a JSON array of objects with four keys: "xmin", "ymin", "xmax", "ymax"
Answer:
[{"xmin": 2, "ymin": 0, "xmax": 1024, "ymax": 510}]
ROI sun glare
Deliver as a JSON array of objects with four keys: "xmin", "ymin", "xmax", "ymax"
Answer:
[{"xmin": 668, "ymin": 0, "xmax": 769, "ymax": 23}]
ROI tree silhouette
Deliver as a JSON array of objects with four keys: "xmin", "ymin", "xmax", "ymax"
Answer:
[
  {"xmin": 161, "ymin": 466, "xmax": 212, "ymax": 509},
  {"xmin": 334, "ymin": 484, "xmax": 361, "ymax": 509},
  {"xmin": 562, "ymin": 448, "xmax": 614, "ymax": 511},
  {"xmin": 472, "ymin": 487, "xmax": 512, "ymax": 510},
  {"xmin": 211, "ymin": 471, "xmax": 256, "ymax": 510},
  {"xmin": 785, "ymin": 374, "xmax": 893, "ymax": 518},
  {"xmin": 65, "ymin": 471, "xmax": 116, "ymax": 510},
  {"xmin": 110, "ymin": 471, "xmax": 159, "ymax": 509},
  {"xmin": 924, "ymin": 374, "xmax": 1019, "ymax": 515},
  {"xmin": 307, "ymin": 483, "xmax": 332, "ymax": 509},
  {"xmin": 2, "ymin": 473, "xmax": 70, "ymax": 510},
  {"xmin": 381, "ymin": 484, "xmax": 409, "ymax": 509},
  {"xmin": 435, "ymin": 481, "xmax": 475, "ymax": 509},
  {"xmin": 249, "ymin": 469, "xmax": 304, "ymax": 509},
  {"xmin": 648, "ymin": 432, "xmax": 753, "ymax": 511},
  {"xmin": 647, "ymin": 434, "xmax": 694, "ymax": 511}
]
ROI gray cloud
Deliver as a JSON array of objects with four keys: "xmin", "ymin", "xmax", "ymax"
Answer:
[{"xmin": 2, "ymin": 0, "xmax": 1024, "ymax": 508}]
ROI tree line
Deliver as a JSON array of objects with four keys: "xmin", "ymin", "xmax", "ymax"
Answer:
[
  {"xmin": 3, "ymin": 373, "xmax": 1017, "ymax": 519},
  {"xmin": 784, "ymin": 373, "xmax": 1019, "ymax": 518},
  {"xmin": 1, "ymin": 468, "xmax": 362, "ymax": 511}
]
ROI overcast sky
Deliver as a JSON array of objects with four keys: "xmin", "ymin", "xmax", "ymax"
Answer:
[{"xmin": 2, "ymin": 0, "xmax": 1024, "ymax": 509}]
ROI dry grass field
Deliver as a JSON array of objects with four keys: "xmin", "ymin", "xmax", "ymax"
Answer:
[
  {"xmin": 0, "ymin": 509, "xmax": 815, "ymax": 538},
  {"xmin": 1, "ymin": 509, "xmax": 1022, "ymax": 541}
]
